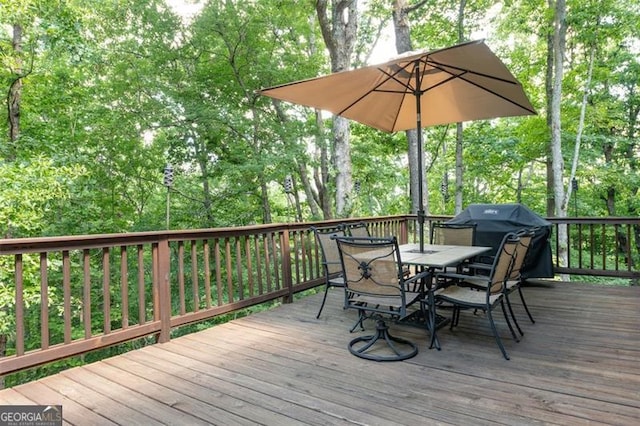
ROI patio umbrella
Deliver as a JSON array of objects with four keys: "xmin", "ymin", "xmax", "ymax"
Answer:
[{"xmin": 258, "ymin": 39, "xmax": 536, "ymax": 252}]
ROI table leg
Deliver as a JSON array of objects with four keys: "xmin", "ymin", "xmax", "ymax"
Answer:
[{"xmin": 426, "ymin": 290, "xmax": 441, "ymax": 350}]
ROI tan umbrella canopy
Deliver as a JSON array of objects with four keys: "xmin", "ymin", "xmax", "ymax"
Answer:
[{"xmin": 259, "ymin": 39, "xmax": 536, "ymax": 251}]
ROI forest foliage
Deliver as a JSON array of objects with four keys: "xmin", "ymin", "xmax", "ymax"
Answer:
[{"xmin": 1, "ymin": 0, "xmax": 638, "ymax": 237}]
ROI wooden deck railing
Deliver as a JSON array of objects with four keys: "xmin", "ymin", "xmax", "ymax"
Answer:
[
  {"xmin": 547, "ymin": 217, "xmax": 640, "ymax": 278},
  {"xmin": 0, "ymin": 215, "xmax": 637, "ymax": 376}
]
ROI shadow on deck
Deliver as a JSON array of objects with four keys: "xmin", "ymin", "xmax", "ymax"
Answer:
[{"xmin": 1, "ymin": 282, "xmax": 639, "ymax": 425}]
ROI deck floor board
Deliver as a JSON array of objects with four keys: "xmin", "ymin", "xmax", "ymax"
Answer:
[{"xmin": 2, "ymin": 282, "xmax": 639, "ymax": 425}]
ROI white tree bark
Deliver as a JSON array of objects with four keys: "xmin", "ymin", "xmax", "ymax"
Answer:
[
  {"xmin": 550, "ymin": 0, "xmax": 568, "ymax": 277},
  {"xmin": 563, "ymin": 41, "xmax": 596, "ymax": 213},
  {"xmin": 316, "ymin": 0, "xmax": 358, "ymax": 217},
  {"xmin": 333, "ymin": 116, "xmax": 352, "ymax": 215},
  {"xmin": 455, "ymin": 123, "xmax": 463, "ymax": 214},
  {"xmin": 454, "ymin": 0, "xmax": 466, "ymax": 215},
  {"xmin": 393, "ymin": 0, "xmax": 430, "ymax": 216}
]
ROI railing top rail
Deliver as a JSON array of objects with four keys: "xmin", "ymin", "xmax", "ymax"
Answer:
[
  {"xmin": 546, "ymin": 217, "xmax": 640, "ymax": 225},
  {"xmin": 0, "ymin": 215, "xmax": 414, "ymax": 255},
  {"xmin": 2, "ymin": 215, "xmax": 638, "ymax": 255}
]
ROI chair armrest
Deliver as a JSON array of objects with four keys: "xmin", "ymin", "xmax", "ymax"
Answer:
[
  {"xmin": 474, "ymin": 255, "xmax": 495, "ymax": 264},
  {"xmin": 462, "ymin": 261, "xmax": 493, "ymax": 277},
  {"xmin": 435, "ymin": 271, "xmax": 472, "ymax": 281},
  {"xmin": 465, "ymin": 262, "xmax": 492, "ymax": 271},
  {"xmin": 404, "ymin": 270, "xmax": 431, "ymax": 284},
  {"xmin": 403, "ymin": 270, "xmax": 431, "ymax": 293}
]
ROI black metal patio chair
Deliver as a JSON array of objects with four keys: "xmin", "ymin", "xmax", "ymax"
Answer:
[
  {"xmin": 430, "ymin": 222, "xmax": 478, "ymax": 280},
  {"xmin": 463, "ymin": 228, "xmax": 537, "ymax": 335},
  {"xmin": 430, "ymin": 222, "xmax": 477, "ymax": 246},
  {"xmin": 310, "ymin": 225, "xmax": 347, "ymax": 319},
  {"xmin": 433, "ymin": 232, "xmax": 520, "ymax": 360},
  {"xmin": 335, "ymin": 236, "xmax": 430, "ymax": 361},
  {"xmin": 343, "ymin": 221, "xmax": 370, "ymax": 237}
]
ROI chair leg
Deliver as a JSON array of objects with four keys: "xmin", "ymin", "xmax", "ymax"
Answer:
[
  {"xmin": 487, "ymin": 308, "xmax": 510, "ymax": 360},
  {"xmin": 518, "ymin": 286, "xmax": 536, "ymax": 323},
  {"xmin": 505, "ymin": 293, "xmax": 524, "ymax": 336},
  {"xmin": 450, "ymin": 306, "xmax": 461, "ymax": 329},
  {"xmin": 348, "ymin": 319, "xmax": 418, "ymax": 362},
  {"xmin": 420, "ymin": 298, "xmax": 441, "ymax": 350},
  {"xmin": 500, "ymin": 300, "xmax": 520, "ymax": 342},
  {"xmin": 349, "ymin": 309, "xmax": 366, "ymax": 332},
  {"xmin": 315, "ymin": 284, "xmax": 330, "ymax": 319}
]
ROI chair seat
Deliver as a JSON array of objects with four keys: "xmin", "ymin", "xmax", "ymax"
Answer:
[
  {"xmin": 349, "ymin": 291, "xmax": 421, "ymax": 312},
  {"xmin": 436, "ymin": 285, "xmax": 502, "ymax": 306},
  {"xmin": 329, "ymin": 276, "xmax": 345, "ymax": 286},
  {"xmin": 461, "ymin": 276, "xmax": 519, "ymax": 291}
]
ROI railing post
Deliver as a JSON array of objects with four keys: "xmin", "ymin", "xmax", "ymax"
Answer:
[
  {"xmin": 398, "ymin": 217, "xmax": 408, "ymax": 244},
  {"xmin": 281, "ymin": 231, "xmax": 293, "ymax": 304},
  {"xmin": 156, "ymin": 236, "xmax": 171, "ymax": 343}
]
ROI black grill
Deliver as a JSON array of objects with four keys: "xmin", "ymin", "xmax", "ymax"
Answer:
[{"xmin": 446, "ymin": 203, "xmax": 553, "ymax": 279}]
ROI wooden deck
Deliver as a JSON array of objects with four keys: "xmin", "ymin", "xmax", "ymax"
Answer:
[{"xmin": 1, "ymin": 282, "xmax": 639, "ymax": 425}]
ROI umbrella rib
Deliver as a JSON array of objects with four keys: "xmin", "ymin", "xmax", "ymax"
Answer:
[
  {"xmin": 421, "ymin": 73, "xmax": 461, "ymax": 93},
  {"xmin": 381, "ymin": 69, "xmax": 417, "ymax": 92},
  {"xmin": 425, "ymin": 59, "xmax": 537, "ymax": 114},
  {"xmin": 337, "ymin": 92, "xmax": 375, "ymax": 116},
  {"xmin": 455, "ymin": 74, "xmax": 537, "ymax": 114},
  {"xmin": 426, "ymin": 59, "xmax": 519, "ymax": 85},
  {"xmin": 337, "ymin": 64, "xmax": 415, "ymax": 116}
]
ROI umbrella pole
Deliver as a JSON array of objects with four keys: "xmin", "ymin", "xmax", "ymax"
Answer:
[
  {"xmin": 417, "ymin": 129, "xmax": 425, "ymax": 253},
  {"xmin": 414, "ymin": 60, "xmax": 425, "ymax": 253}
]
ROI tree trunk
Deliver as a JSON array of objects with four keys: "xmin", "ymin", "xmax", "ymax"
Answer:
[
  {"xmin": 316, "ymin": 0, "xmax": 358, "ymax": 218},
  {"xmin": 270, "ymin": 98, "xmax": 321, "ymax": 219},
  {"xmin": 192, "ymin": 132, "xmax": 215, "ymax": 227},
  {"xmin": 454, "ymin": 123, "xmax": 463, "ymax": 214},
  {"xmin": 625, "ymin": 89, "xmax": 639, "ymax": 282},
  {"xmin": 563, "ymin": 35, "xmax": 596, "ymax": 213},
  {"xmin": 393, "ymin": 0, "xmax": 430, "ymax": 216},
  {"xmin": 297, "ymin": 160, "xmax": 320, "ymax": 219},
  {"xmin": 516, "ymin": 168, "xmax": 523, "ymax": 203},
  {"xmin": 333, "ymin": 117, "xmax": 352, "ymax": 216},
  {"xmin": 454, "ymin": 0, "xmax": 466, "ymax": 215},
  {"xmin": 260, "ymin": 178, "xmax": 272, "ymax": 223},
  {"xmin": 7, "ymin": 23, "xmax": 23, "ymax": 161},
  {"xmin": 600, "ymin": 143, "xmax": 617, "ymax": 216},
  {"xmin": 550, "ymin": 0, "xmax": 568, "ymax": 277},
  {"xmin": 290, "ymin": 174, "xmax": 303, "ymax": 222},
  {"xmin": 315, "ymin": 111, "xmax": 332, "ymax": 218},
  {"xmin": 545, "ymin": 19, "xmax": 555, "ymax": 217},
  {"xmin": 197, "ymin": 157, "xmax": 215, "ymax": 227}
]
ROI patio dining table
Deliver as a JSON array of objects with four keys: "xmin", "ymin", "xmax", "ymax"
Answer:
[{"xmin": 398, "ymin": 243, "xmax": 492, "ymax": 350}]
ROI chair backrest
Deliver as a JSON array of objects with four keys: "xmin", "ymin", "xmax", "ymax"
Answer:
[
  {"xmin": 311, "ymin": 226, "xmax": 346, "ymax": 276},
  {"xmin": 430, "ymin": 223, "xmax": 476, "ymax": 246},
  {"xmin": 509, "ymin": 229, "xmax": 535, "ymax": 281},
  {"xmin": 344, "ymin": 221, "xmax": 370, "ymax": 237},
  {"xmin": 487, "ymin": 233, "xmax": 520, "ymax": 294},
  {"xmin": 335, "ymin": 236, "xmax": 409, "ymax": 312}
]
